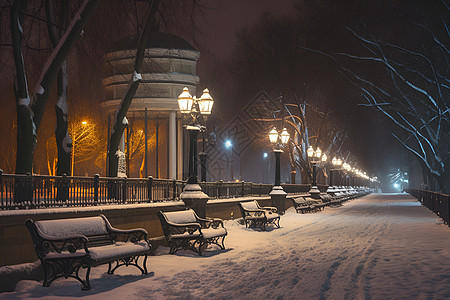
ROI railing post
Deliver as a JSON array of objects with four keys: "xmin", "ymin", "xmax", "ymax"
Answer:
[
  {"xmin": 147, "ymin": 176, "xmax": 153, "ymax": 202},
  {"xmin": 241, "ymin": 181, "xmax": 245, "ymax": 197},
  {"xmin": 217, "ymin": 180, "xmax": 222, "ymax": 199},
  {"xmin": 172, "ymin": 179, "xmax": 177, "ymax": 200},
  {"xmin": 121, "ymin": 178, "xmax": 126, "ymax": 204},
  {"xmin": 94, "ymin": 174, "xmax": 99, "ymax": 205},
  {"xmin": 26, "ymin": 172, "xmax": 33, "ymax": 206}
]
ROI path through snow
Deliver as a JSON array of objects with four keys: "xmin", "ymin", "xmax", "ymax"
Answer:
[{"xmin": 2, "ymin": 193, "xmax": 449, "ymax": 299}]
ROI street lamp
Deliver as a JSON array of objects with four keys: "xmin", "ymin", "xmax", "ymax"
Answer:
[
  {"xmin": 328, "ymin": 157, "xmax": 343, "ymax": 193},
  {"xmin": 177, "ymin": 87, "xmax": 214, "ymax": 217},
  {"xmin": 342, "ymin": 162, "xmax": 352, "ymax": 186},
  {"xmin": 70, "ymin": 120, "xmax": 93, "ymax": 177},
  {"xmin": 269, "ymin": 128, "xmax": 290, "ymax": 187},
  {"xmin": 268, "ymin": 127, "xmax": 290, "ymax": 213},
  {"xmin": 307, "ymin": 146, "xmax": 327, "ymax": 199}
]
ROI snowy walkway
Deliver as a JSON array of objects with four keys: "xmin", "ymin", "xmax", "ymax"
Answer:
[{"xmin": 2, "ymin": 193, "xmax": 450, "ymax": 300}]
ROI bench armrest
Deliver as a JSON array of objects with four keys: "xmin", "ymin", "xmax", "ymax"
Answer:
[
  {"xmin": 35, "ymin": 232, "xmax": 89, "ymax": 256},
  {"xmin": 108, "ymin": 228, "xmax": 149, "ymax": 243},
  {"xmin": 242, "ymin": 209, "xmax": 266, "ymax": 218},
  {"xmin": 101, "ymin": 215, "xmax": 149, "ymax": 243},
  {"xmin": 196, "ymin": 217, "xmax": 224, "ymax": 229},
  {"xmin": 261, "ymin": 206, "xmax": 277, "ymax": 213},
  {"xmin": 165, "ymin": 222, "xmax": 202, "ymax": 236}
]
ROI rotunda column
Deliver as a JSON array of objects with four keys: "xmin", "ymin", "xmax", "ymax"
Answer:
[{"xmin": 169, "ymin": 111, "xmax": 177, "ymax": 179}]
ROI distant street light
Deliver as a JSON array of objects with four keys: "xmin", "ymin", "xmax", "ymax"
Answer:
[
  {"xmin": 70, "ymin": 120, "xmax": 94, "ymax": 176},
  {"xmin": 307, "ymin": 146, "xmax": 327, "ymax": 199},
  {"xmin": 224, "ymin": 140, "xmax": 233, "ymax": 181},
  {"xmin": 328, "ymin": 157, "xmax": 343, "ymax": 193}
]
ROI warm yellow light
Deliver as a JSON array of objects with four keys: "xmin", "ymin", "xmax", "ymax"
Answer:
[
  {"xmin": 321, "ymin": 153, "xmax": 327, "ymax": 162},
  {"xmin": 307, "ymin": 146, "xmax": 314, "ymax": 158},
  {"xmin": 268, "ymin": 128, "xmax": 278, "ymax": 144},
  {"xmin": 81, "ymin": 121, "xmax": 87, "ymax": 125},
  {"xmin": 198, "ymin": 88, "xmax": 214, "ymax": 115},
  {"xmin": 178, "ymin": 87, "xmax": 194, "ymax": 114},
  {"xmin": 280, "ymin": 128, "xmax": 290, "ymax": 144},
  {"xmin": 315, "ymin": 147, "xmax": 322, "ymax": 158}
]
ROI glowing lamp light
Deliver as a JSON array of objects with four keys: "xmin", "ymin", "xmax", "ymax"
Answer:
[
  {"xmin": 225, "ymin": 140, "xmax": 232, "ymax": 149},
  {"xmin": 332, "ymin": 157, "xmax": 342, "ymax": 166},
  {"xmin": 178, "ymin": 87, "xmax": 194, "ymax": 114},
  {"xmin": 263, "ymin": 152, "xmax": 268, "ymax": 158},
  {"xmin": 343, "ymin": 162, "xmax": 351, "ymax": 171},
  {"xmin": 307, "ymin": 146, "xmax": 314, "ymax": 158},
  {"xmin": 321, "ymin": 153, "xmax": 327, "ymax": 162},
  {"xmin": 198, "ymin": 88, "xmax": 214, "ymax": 115},
  {"xmin": 315, "ymin": 147, "xmax": 322, "ymax": 158},
  {"xmin": 268, "ymin": 128, "xmax": 278, "ymax": 144},
  {"xmin": 280, "ymin": 128, "xmax": 290, "ymax": 145},
  {"xmin": 81, "ymin": 121, "xmax": 87, "ymax": 125}
]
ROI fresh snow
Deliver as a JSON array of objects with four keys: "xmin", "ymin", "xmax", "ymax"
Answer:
[
  {"xmin": 163, "ymin": 210, "xmax": 198, "ymax": 224},
  {"xmin": 2, "ymin": 193, "xmax": 449, "ymax": 299},
  {"xmin": 132, "ymin": 71, "xmax": 142, "ymax": 83},
  {"xmin": 62, "ymin": 130, "xmax": 72, "ymax": 153},
  {"xmin": 18, "ymin": 97, "xmax": 30, "ymax": 106},
  {"xmin": 35, "ymin": 85, "xmax": 44, "ymax": 95}
]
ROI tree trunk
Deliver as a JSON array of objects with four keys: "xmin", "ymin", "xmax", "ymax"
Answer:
[
  {"xmin": 46, "ymin": 0, "xmax": 71, "ymax": 176},
  {"xmin": 11, "ymin": 0, "xmax": 99, "ymax": 176},
  {"xmin": 108, "ymin": 0, "xmax": 161, "ymax": 177}
]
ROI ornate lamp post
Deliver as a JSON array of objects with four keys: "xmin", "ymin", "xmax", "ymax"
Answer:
[
  {"xmin": 268, "ymin": 127, "xmax": 290, "ymax": 213},
  {"xmin": 178, "ymin": 87, "xmax": 214, "ymax": 217},
  {"xmin": 307, "ymin": 146, "xmax": 327, "ymax": 199},
  {"xmin": 342, "ymin": 162, "xmax": 352, "ymax": 187},
  {"xmin": 327, "ymin": 157, "xmax": 343, "ymax": 194}
]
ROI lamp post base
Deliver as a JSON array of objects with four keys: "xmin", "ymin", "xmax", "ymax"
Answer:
[
  {"xmin": 308, "ymin": 186, "xmax": 321, "ymax": 199},
  {"xmin": 180, "ymin": 183, "xmax": 209, "ymax": 218},
  {"xmin": 269, "ymin": 186, "xmax": 287, "ymax": 214}
]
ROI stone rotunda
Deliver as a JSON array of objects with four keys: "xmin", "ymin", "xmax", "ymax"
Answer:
[{"xmin": 101, "ymin": 31, "xmax": 200, "ymax": 179}]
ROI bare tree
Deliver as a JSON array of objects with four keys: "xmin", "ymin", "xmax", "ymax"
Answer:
[
  {"xmin": 45, "ymin": 0, "xmax": 71, "ymax": 176},
  {"xmin": 10, "ymin": 0, "xmax": 99, "ymax": 176},
  {"xmin": 107, "ymin": 0, "xmax": 161, "ymax": 177},
  {"xmin": 307, "ymin": 1, "xmax": 450, "ymax": 193}
]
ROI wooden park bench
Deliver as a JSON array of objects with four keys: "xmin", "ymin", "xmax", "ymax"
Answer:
[
  {"xmin": 157, "ymin": 209, "xmax": 227, "ymax": 256},
  {"xmin": 25, "ymin": 214, "xmax": 152, "ymax": 290},
  {"xmin": 238, "ymin": 200, "xmax": 280, "ymax": 231}
]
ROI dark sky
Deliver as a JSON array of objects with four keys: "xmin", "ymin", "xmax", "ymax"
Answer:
[{"xmin": 199, "ymin": 0, "xmax": 297, "ymax": 58}]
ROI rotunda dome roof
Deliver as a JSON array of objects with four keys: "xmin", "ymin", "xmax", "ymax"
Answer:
[{"xmin": 110, "ymin": 31, "xmax": 197, "ymax": 52}]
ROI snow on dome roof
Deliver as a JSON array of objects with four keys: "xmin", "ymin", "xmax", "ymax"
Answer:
[{"xmin": 110, "ymin": 31, "xmax": 197, "ymax": 52}]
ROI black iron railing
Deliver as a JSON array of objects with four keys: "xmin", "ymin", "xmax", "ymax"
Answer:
[
  {"xmin": 0, "ymin": 170, "xmax": 314, "ymax": 210},
  {"xmin": 406, "ymin": 189, "xmax": 450, "ymax": 227}
]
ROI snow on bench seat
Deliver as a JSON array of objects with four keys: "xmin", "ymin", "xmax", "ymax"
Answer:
[
  {"xmin": 158, "ymin": 209, "xmax": 227, "ymax": 256},
  {"xmin": 26, "ymin": 214, "xmax": 152, "ymax": 290}
]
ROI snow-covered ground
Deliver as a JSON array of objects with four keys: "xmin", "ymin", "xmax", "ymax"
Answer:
[{"xmin": 2, "ymin": 193, "xmax": 449, "ymax": 300}]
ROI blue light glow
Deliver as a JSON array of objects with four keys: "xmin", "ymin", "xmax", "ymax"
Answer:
[
  {"xmin": 225, "ymin": 140, "xmax": 232, "ymax": 148},
  {"xmin": 263, "ymin": 152, "xmax": 268, "ymax": 158}
]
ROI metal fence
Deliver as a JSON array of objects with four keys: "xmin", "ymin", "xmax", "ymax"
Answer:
[
  {"xmin": 406, "ymin": 189, "xmax": 450, "ymax": 227},
  {"xmin": 0, "ymin": 170, "xmax": 314, "ymax": 210}
]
